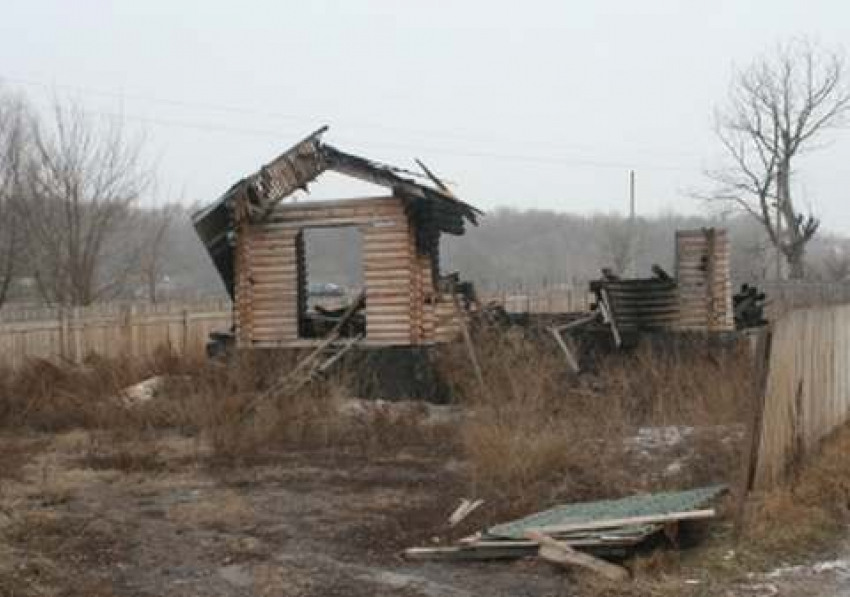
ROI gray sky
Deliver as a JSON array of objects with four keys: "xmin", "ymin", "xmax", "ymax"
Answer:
[{"xmin": 1, "ymin": 0, "xmax": 848, "ymax": 233}]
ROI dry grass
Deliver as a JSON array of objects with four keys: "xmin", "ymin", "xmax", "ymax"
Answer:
[
  {"xmin": 0, "ymin": 347, "xmax": 451, "ymax": 474},
  {"xmin": 438, "ymin": 325, "xmax": 755, "ymax": 516},
  {"xmin": 0, "ymin": 348, "xmax": 201, "ymax": 432},
  {"xmin": 1, "ymin": 333, "xmax": 848, "ymax": 595},
  {"xmin": 741, "ymin": 422, "xmax": 850, "ymax": 563},
  {"xmin": 0, "ymin": 331, "xmax": 755, "ymax": 510}
]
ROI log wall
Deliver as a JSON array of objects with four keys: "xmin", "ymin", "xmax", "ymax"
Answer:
[
  {"xmin": 675, "ymin": 228, "xmax": 734, "ymax": 331},
  {"xmin": 236, "ymin": 196, "xmax": 445, "ymax": 347}
]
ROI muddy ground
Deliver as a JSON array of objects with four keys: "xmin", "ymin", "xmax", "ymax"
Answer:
[{"xmin": 0, "ymin": 431, "xmax": 848, "ymax": 597}]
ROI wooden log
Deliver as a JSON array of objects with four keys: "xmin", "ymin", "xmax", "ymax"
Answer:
[{"xmin": 526, "ymin": 532, "xmax": 630, "ymax": 581}]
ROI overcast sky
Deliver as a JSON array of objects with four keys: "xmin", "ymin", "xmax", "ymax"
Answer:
[{"xmin": 1, "ymin": 1, "xmax": 848, "ymax": 233}]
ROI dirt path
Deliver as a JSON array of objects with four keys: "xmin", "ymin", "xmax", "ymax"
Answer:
[
  {"xmin": 3, "ymin": 431, "xmax": 848, "ymax": 597},
  {"xmin": 0, "ymin": 432, "xmax": 570, "ymax": 597}
]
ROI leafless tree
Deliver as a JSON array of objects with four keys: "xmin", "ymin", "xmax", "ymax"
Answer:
[
  {"xmin": 708, "ymin": 39, "xmax": 850, "ymax": 279},
  {"xmin": 823, "ymin": 247, "xmax": 850, "ymax": 282},
  {"xmin": 597, "ymin": 215, "xmax": 638, "ymax": 276},
  {"xmin": 19, "ymin": 100, "xmax": 154, "ymax": 305},
  {"xmin": 140, "ymin": 201, "xmax": 181, "ymax": 303},
  {"xmin": 0, "ymin": 91, "xmax": 29, "ymax": 307}
]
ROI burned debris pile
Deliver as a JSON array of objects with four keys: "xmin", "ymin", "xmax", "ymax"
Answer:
[{"xmin": 733, "ymin": 283, "xmax": 768, "ymax": 329}]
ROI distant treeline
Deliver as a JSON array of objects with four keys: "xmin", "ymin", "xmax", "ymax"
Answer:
[{"xmin": 8, "ymin": 204, "xmax": 847, "ymax": 306}]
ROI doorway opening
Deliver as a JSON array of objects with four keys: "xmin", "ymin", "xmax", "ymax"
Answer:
[{"xmin": 298, "ymin": 226, "xmax": 365, "ymax": 339}]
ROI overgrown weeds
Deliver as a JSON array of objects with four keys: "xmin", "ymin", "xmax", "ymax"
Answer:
[
  {"xmin": 0, "ymin": 330, "xmax": 755, "ymax": 502},
  {"xmin": 0, "ymin": 347, "xmax": 452, "ymax": 470},
  {"xmin": 740, "ymin": 422, "xmax": 850, "ymax": 563},
  {"xmin": 438, "ymin": 325, "xmax": 755, "ymax": 515},
  {"xmin": 0, "ymin": 348, "xmax": 202, "ymax": 432}
]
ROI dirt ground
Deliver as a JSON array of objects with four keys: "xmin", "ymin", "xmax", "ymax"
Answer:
[{"xmin": 1, "ymin": 431, "xmax": 848, "ymax": 597}]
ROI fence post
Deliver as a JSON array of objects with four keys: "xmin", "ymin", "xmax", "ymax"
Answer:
[
  {"xmin": 120, "ymin": 305, "xmax": 131, "ymax": 357},
  {"xmin": 181, "ymin": 308, "xmax": 190, "ymax": 355},
  {"xmin": 59, "ymin": 307, "xmax": 69, "ymax": 361},
  {"xmin": 71, "ymin": 307, "xmax": 82, "ymax": 364}
]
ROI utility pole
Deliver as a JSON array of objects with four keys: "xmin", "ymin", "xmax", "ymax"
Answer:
[{"xmin": 627, "ymin": 170, "xmax": 636, "ymax": 276}]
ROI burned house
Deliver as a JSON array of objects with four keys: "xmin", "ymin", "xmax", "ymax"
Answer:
[
  {"xmin": 590, "ymin": 228, "xmax": 734, "ymax": 336},
  {"xmin": 193, "ymin": 127, "xmax": 482, "ymax": 352}
]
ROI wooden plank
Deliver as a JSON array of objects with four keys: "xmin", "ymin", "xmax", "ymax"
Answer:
[
  {"xmin": 362, "ymin": 230, "xmax": 412, "ymax": 241},
  {"xmin": 529, "ymin": 509, "xmax": 716, "ymax": 536},
  {"xmin": 527, "ymin": 532, "xmax": 630, "ymax": 581},
  {"xmin": 266, "ymin": 195, "xmax": 397, "ymax": 213},
  {"xmin": 361, "ymin": 238, "xmax": 412, "ymax": 249},
  {"xmin": 365, "ymin": 295, "xmax": 412, "ymax": 305},
  {"xmin": 266, "ymin": 204, "xmax": 403, "ymax": 221},
  {"xmin": 261, "ymin": 216, "xmax": 406, "ymax": 230},
  {"xmin": 364, "ymin": 281, "xmax": 413, "ymax": 290},
  {"xmin": 364, "ymin": 304, "xmax": 412, "ymax": 314},
  {"xmin": 364, "ymin": 272, "xmax": 413, "ymax": 281}
]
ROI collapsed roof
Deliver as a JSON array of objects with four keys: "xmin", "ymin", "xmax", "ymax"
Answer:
[{"xmin": 192, "ymin": 127, "xmax": 482, "ymax": 297}]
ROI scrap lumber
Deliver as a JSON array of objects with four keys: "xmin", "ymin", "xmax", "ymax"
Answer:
[
  {"xmin": 527, "ymin": 508, "xmax": 716, "ymax": 536},
  {"xmin": 238, "ymin": 293, "xmax": 364, "ymax": 421},
  {"xmin": 403, "ymin": 534, "xmax": 646, "ymax": 563},
  {"xmin": 550, "ymin": 311, "xmax": 597, "ymax": 373},
  {"xmin": 550, "ymin": 327, "xmax": 581, "ymax": 373},
  {"xmin": 405, "ymin": 486, "xmax": 725, "ymax": 567},
  {"xmin": 449, "ymin": 499, "xmax": 484, "ymax": 527},
  {"xmin": 598, "ymin": 287, "xmax": 622, "ymax": 347},
  {"xmin": 552, "ymin": 312, "xmax": 598, "ymax": 334},
  {"xmin": 527, "ymin": 531, "xmax": 630, "ymax": 581},
  {"xmin": 651, "ymin": 264, "xmax": 672, "ymax": 280},
  {"xmin": 451, "ymin": 291, "xmax": 487, "ymax": 395},
  {"xmin": 404, "ymin": 543, "xmax": 536, "ymax": 562}
]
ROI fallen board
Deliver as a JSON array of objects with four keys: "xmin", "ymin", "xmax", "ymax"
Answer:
[{"xmin": 528, "ymin": 531, "xmax": 630, "ymax": 581}]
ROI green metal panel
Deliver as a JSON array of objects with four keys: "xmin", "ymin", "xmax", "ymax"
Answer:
[{"xmin": 485, "ymin": 485, "xmax": 726, "ymax": 540}]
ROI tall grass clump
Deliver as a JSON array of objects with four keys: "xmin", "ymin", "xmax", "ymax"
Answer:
[{"xmin": 438, "ymin": 325, "xmax": 756, "ymax": 514}]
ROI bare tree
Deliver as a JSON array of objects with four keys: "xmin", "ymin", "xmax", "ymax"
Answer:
[
  {"xmin": 140, "ymin": 202, "xmax": 181, "ymax": 303},
  {"xmin": 823, "ymin": 247, "xmax": 850, "ymax": 282},
  {"xmin": 597, "ymin": 215, "xmax": 638, "ymax": 276},
  {"xmin": 708, "ymin": 39, "xmax": 850, "ymax": 279},
  {"xmin": 0, "ymin": 91, "xmax": 29, "ymax": 307},
  {"xmin": 19, "ymin": 100, "xmax": 154, "ymax": 305}
]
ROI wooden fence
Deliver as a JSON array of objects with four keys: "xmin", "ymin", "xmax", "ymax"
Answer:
[
  {"xmin": 480, "ymin": 281, "xmax": 850, "ymax": 317},
  {"xmin": 754, "ymin": 302, "xmax": 850, "ymax": 488},
  {"xmin": 479, "ymin": 287, "xmax": 592, "ymax": 314},
  {"xmin": 0, "ymin": 300, "xmax": 232, "ymax": 369},
  {"xmin": 758, "ymin": 281, "xmax": 850, "ymax": 317}
]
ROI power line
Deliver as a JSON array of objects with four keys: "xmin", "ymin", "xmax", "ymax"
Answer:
[
  {"xmin": 1, "ymin": 73, "xmax": 707, "ymax": 167},
  {"xmin": 76, "ymin": 108, "xmax": 699, "ymax": 173}
]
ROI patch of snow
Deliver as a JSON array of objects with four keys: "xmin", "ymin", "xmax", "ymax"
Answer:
[
  {"xmin": 218, "ymin": 563, "xmax": 252, "ymax": 588},
  {"xmin": 765, "ymin": 559, "xmax": 850, "ymax": 579}
]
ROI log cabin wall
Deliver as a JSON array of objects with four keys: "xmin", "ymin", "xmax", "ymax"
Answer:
[
  {"xmin": 234, "ymin": 195, "xmax": 442, "ymax": 348},
  {"xmin": 674, "ymin": 228, "xmax": 734, "ymax": 332}
]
